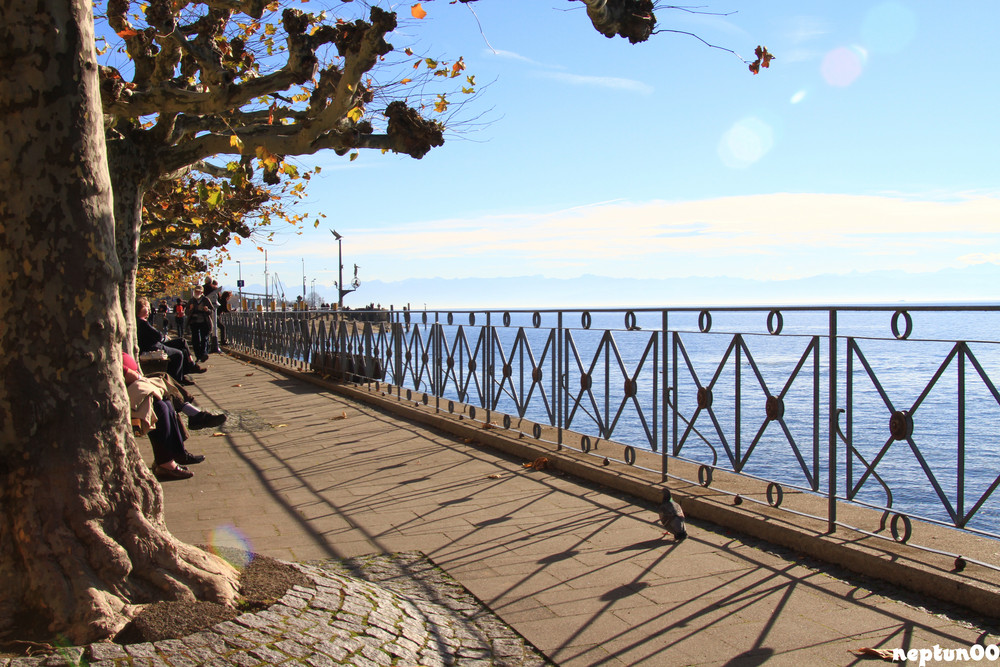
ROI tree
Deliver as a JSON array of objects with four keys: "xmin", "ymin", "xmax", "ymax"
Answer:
[
  {"xmin": 2, "ymin": 0, "xmax": 768, "ymax": 646},
  {"xmin": 0, "ymin": 0, "xmax": 239, "ymax": 645},
  {"xmin": 136, "ymin": 169, "xmax": 316, "ymax": 294},
  {"xmin": 100, "ymin": 0, "xmax": 464, "ymax": 352}
]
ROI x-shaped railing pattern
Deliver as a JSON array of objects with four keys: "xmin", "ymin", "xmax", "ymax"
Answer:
[{"xmin": 223, "ymin": 307, "xmax": 1000, "ymax": 541}]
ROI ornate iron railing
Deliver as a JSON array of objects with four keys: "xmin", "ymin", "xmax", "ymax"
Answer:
[{"xmin": 224, "ymin": 305, "xmax": 1000, "ymax": 559}]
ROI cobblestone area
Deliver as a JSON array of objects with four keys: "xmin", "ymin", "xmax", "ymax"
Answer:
[{"xmin": 4, "ymin": 553, "xmax": 549, "ymax": 667}]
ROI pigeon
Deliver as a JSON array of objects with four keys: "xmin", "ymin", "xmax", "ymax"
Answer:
[{"xmin": 657, "ymin": 488, "xmax": 687, "ymax": 541}]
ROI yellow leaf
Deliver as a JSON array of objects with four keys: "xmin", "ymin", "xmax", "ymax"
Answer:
[
  {"xmin": 410, "ymin": 3, "xmax": 427, "ymax": 19},
  {"xmin": 400, "ymin": 78, "xmax": 412, "ymax": 85},
  {"xmin": 229, "ymin": 134, "xmax": 244, "ymax": 153},
  {"xmin": 347, "ymin": 106, "xmax": 363, "ymax": 122},
  {"xmin": 349, "ymin": 152, "xmax": 358, "ymax": 161},
  {"xmin": 234, "ymin": 237, "xmax": 242, "ymax": 245}
]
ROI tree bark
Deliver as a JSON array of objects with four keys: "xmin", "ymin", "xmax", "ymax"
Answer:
[
  {"xmin": 0, "ymin": 0, "xmax": 239, "ymax": 646},
  {"xmin": 108, "ymin": 134, "xmax": 153, "ymax": 356}
]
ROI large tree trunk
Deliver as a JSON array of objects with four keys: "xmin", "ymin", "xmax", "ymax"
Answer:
[
  {"xmin": 108, "ymin": 136, "xmax": 150, "ymax": 356},
  {"xmin": 0, "ymin": 0, "xmax": 239, "ymax": 647}
]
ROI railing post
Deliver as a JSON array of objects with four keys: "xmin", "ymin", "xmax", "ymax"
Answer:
[
  {"xmin": 828, "ymin": 309, "xmax": 838, "ymax": 534},
  {"xmin": 393, "ymin": 312, "xmax": 404, "ymax": 390},
  {"xmin": 557, "ymin": 311, "xmax": 563, "ymax": 451},
  {"xmin": 662, "ymin": 309, "xmax": 669, "ymax": 482},
  {"xmin": 484, "ymin": 311, "xmax": 492, "ymax": 422}
]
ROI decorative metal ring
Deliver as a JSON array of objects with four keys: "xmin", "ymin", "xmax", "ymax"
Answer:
[
  {"xmin": 406, "ymin": 389, "xmax": 412, "ymax": 400},
  {"xmin": 698, "ymin": 465, "xmax": 714, "ymax": 488},
  {"xmin": 447, "ymin": 357, "xmax": 455, "ymax": 369},
  {"xmin": 502, "ymin": 414, "xmax": 511, "ymax": 429},
  {"xmin": 446, "ymin": 312, "xmax": 454, "ymax": 325},
  {"xmin": 698, "ymin": 310, "xmax": 713, "ymax": 333},
  {"xmin": 889, "ymin": 410, "xmax": 913, "ymax": 441},
  {"xmin": 422, "ymin": 393, "xmax": 429, "ymax": 405},
  {"xmin": 502, "ymin": 363, "xmax": 512, "ymax": 378},
  {"xmin": 891, "ymin": 310, "xmax": 913, "ymax": 340},
  {"xmin": 624, "ymin": 310, "xmax": 637, "ymax": 330},
  {"xmin": 581, "ymin": 435, "xmax": 592, "ymax": 452},
  {"xmin": 469, "ymin": 312, "xmax": 476, "ymax": 326},
  {"xmin": 765, "ymin": 395, "xmax": 784, "ymax": 421},
  {"xmin": 421, "ymin": 352, "xmax": 429, "ymax": 363},
  {"xmin": 405, "ymin": 351, "xmax": 412, "ymax": 361},
  {"xmin": 532, "ymin": 311, "xmax": 542, "ymax": 328},
  {"xmin": 890, "ymin": 513, "xmax": 912, "ymax": 543},
  {"xmin": 767, "ymin": 309, "xmax": 784, "ymax": 335},
  {"xmin": 580, "ymin": 374, "xmax": 592, "ymax": 390},
  {"xmin": 532, "ymin": 424, "xmax": 542, "ymax": 439},
  {"xmin": 624, "ymin": 446, "xmax": 636, "ymax": 466},
  {"xmin": 448, "ymin": 401, "xmax": 455, "ymax": 413},
  {"xmin": 766, "ymin": 482, "xmax": 784, "ymax": 507},
  {"xmin": 503, "ymin": 311, "xmax": 511, "ymax": 327},
  {"xmin": 532, "ymin": 367, "xmax": 543, "ymax": 383},
  {"xmin": 697, "ymin": 386, "xmax": 713, "ymax": 409},
  {"xmin": 581, "ymin": 311, "xmax": 592, "ymax": 329},
  {"xmin": 469, "ymin": 406, "xmax": 476, "ymax": 420},
  {"xmin": 468, "ymin": 359, "xmax": 477, "ymax": 372},
  {"xmin": 421, "ymin": 312, "xmax": 428, "ymax": 324},
  {"xmin": 623, "ymin": 379, "xmax": 637, "ymax": 398}
]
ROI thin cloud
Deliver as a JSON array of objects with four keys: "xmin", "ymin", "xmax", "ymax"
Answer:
[
  {"xmin": 326, "ymin": 193, "xmax": 1000, "ymax": 281},
  {"xmin": 534, "ymin": 71, "xmax": 654, "ymax": 95}
]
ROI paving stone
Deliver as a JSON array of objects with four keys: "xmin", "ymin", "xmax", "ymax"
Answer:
[
  {"xmin": 248, "ymin": 645, "xmax": 289, "ymax": 664},
  {"xmin": 87, "ymin": 643, "xmax": 128, "ymax": 661},
  {"xmin": 273, "ymin": 639, "xmax": 312, "ymax": 659}
]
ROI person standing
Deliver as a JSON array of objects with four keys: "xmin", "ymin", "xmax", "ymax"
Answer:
[
  {"xmin": 173, "ymin": 297, "xmax": 186, "ymax": 339},
  {"xmin": 156, "ymin": 299, "xmax": 169, "ymax": 334},
  {"xmin": 203, "ymin": 277, "xmax": 221, "ymax": 353},
  {"xmin": 187, "ymin": 285, "xmax": 213, "ymax": 362}
]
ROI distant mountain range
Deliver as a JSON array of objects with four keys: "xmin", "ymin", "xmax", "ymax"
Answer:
[{"xmin": 233, "ymin": 263, "xmax": 997, "ymax": 310}]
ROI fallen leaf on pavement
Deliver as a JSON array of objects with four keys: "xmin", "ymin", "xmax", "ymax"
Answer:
[
  {"xmin": 232, "ymin": 384, "xmax": 242, "ymax": 387},
  {"xmin": 852, "ymin": 648, "xmax": 895, "ymax": 661},
  {"xmin": 522, "ymin": 457, "xmax": 549, "ymax": 471},
  {"xmin": 245, "ymin": 372, "xmax": 254, "ymax": 376},
  {"xmin": 487, "ymin": 473, "xmax": 503, "ymax": 479},
  {"xmin": 211, "ymin": 432, "xmax": 225, "ymax": 437}
]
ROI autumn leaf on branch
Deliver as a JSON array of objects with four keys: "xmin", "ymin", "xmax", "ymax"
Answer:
[{"xmin": 749, "ymin": 45, "xmax": 775, "ymax": 75}]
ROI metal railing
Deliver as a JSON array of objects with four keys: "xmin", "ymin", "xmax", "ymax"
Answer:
[{"xmin": 224, "ymin": 305, "xmax": 1000, "ymax": 561}]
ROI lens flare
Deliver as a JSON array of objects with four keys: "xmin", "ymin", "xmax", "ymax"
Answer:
[
  {"xmin": 821, "ymin": 46, "xmax": 868, "ymax": 87},
  {"xmin": 208, "ymin": 524, "xmax": 254, "ymax": 568},
  {"xmin": 718, "ymin": 117, "xmax": 774, "ymax": 169}
]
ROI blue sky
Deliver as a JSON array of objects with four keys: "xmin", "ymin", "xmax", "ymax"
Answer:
[{"xmin": 218, "ymin": 1, "xmax": 1000, "ymax": 307}]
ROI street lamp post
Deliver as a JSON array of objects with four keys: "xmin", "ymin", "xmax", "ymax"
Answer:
[
  {"xmin": 330, "ymin": 230, "xmax": 359, "ymax": 309},
  {"xmin": 236, "ymin": 260, "xmax": 242, "ymax": 307}
]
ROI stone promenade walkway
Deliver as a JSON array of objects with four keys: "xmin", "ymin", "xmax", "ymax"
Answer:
[{"xmin": 153, "ymin": 353, "xmax": 996, "ymax": 666}]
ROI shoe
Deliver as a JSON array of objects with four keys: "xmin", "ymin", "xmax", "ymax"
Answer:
[
  {"xmin": 179, "ymin": 377, "xmax": 195, "ymax": 386},
  {"xmin": 198, "ymin": 354, "xmax": 209, "ymax": 363},
  {"xmin": 177, "ymin": 452, "xmax": 205, "ymax": 465},
  {"xmin": 189, "ymin": 411, "xmax": 227, "ymax": 429},
  {"xmin": 189, "ymin": 365, "xmax": 207, "ymax": 374},
  {"xmin": 153, "ymin": 464, "xmax": 193, "ymax": 480}
]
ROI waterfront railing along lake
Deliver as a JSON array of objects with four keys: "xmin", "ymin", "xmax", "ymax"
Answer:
[{"xmin": 225, "ymin": 305, "xmax": 1000, "ymax": 564}]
